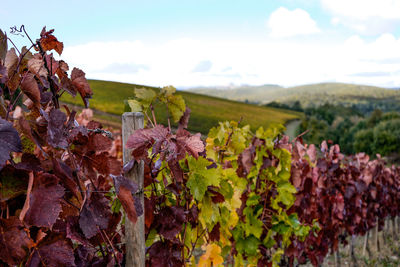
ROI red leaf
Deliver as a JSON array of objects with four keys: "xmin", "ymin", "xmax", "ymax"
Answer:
[
  {"xmin": 71, "ymin": 68, "xmax": 92, "ymax": 108},
  {"xmin": 39, "ymin": 27, "xmax": 64, "ymax": 55},
  {"xmin": 184, "ymin": 133, "xmax": 204, "ymax": 158},
  {"xmin": 147, "ymin": 240, "xmax": 184, "ymax": 267},
  {"xmin": 209, "ymin": 223, "xmax": 220, "ymax": 241},
  {"xmin": 27, "ymin": 54, "xmax": 47, "ymax": 77},
  {"xmin": 118, "ymin": 186, "xmax": 138, "ymax": 223},
  {"xmin": 0, "ymin": 64, "xmax": 8, "ymax": 84},
  {"xmin": 45, "ymin": 54, "xmax": 59, "ymax": 76},
  {"xmin": 112, "ymin": 175, "xmax": 142, "ymax": 223},
  {"xmin": 178, "ymin": 107, "xmax": 191, "ymax": 130},
  {"xmin": 0, "ymin": 118, "xmax": 22, "ymax": 169},
  {"xmin": 47, "ymin": 109, "xmax": 68, "ymax": 149},
  {"xmin": 5, "ymin": 48, "xmax": 20, "ymax": 92},
  {"xmin": 88, "ymin": 133, "xmax": 112, "ymax": 152},
  {"xmin": 155, "ymin": 206, "xmax": 185, "ymax": 240},
  {"xmin": 21, "ymin": 72, "xmax": 41, "ymax": 107},
  {"xmin": 126, "ymin": 125, "xmax": 168, "ymax": 159},
  {"xmin": 79, "ymin": 193, "xmax": 111, "ymax": 239},
  {"xmin": 24, "ymin": 179, "xmax": 65, "ymax": 227},
  {"xmin": 168, "ymin": 160, "xmax": 184, "ymax": 183},
  {"xmin": 239, "ymin": 147, "xmax": 254, "ymax": 175},
  {"xmin": 52, "ymin": 159, "xmax": 81, "ymax": 199},
  {"xmin": 0, "ymin": 217, "xmax": 34, "ymax": 265},
  {"xmin": 15, "ymin": 153, "xmax": 43, "ymax": 172},
  {"xmin": 27, "ymin": 238, "xmax": 75, "ymax": 267},
  {"xmin": 145, "ymin": 196, "xmax": 155, "ymax": 231}
]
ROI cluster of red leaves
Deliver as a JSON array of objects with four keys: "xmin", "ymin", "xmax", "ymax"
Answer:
[
  {"xmin": 0, "ymin": 27, "xmax": 140, "ymax": 266},
  {"xmin": 285, "ymin": 140, "xmax": 400, "ymax": 266}
]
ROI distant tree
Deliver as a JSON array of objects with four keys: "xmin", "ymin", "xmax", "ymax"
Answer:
[
  {"xmin": 291, "ymin": 101, "xmax": 303, "ymax": 112},
  {"xmin": 372, "ymin": 119, "xmax": 400, "ymax": 156},
  {"xmin": 367, "ymin": 109, "xmax": 383, "ymax": 127},
  {"xmin": 300, "ymin": 116, "xmax": 330, "ymax": 145},
  {"xmin": 353, "ymin": 129, "xmax": 374, "ymax": 155}
]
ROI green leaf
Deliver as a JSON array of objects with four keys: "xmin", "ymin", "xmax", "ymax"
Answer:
[
  {"xmin": 134, "ymin": 87, "xmax": 156, "ymax": 108},
  {"xmin": 145, "ymin": 229, "xmax": 158, "ymax": 247},
  {"xmin": 243, "ymin": 206, "xmax": 263, "ymax": 238},
  {"xmin": 277, "ymin": 181, "xmax": 297, "ymax": 194},
  {"xmin": 272, "ymin": 249, "xmax": 284, "ymax": 267},
  {"xmin": 219, "ymin": 180, "xmax": 233, "ymax": 200},
  {"xmin": 277, "ymin": 190, "xmax": 295, "ymax": 207},
  {"xmin": 272, "ymin": 221, "xmax": 291, "ymax": 235},
  {"xmin": 246, "ymin": 193, "xmax": 260, "ymax": 206},
  {"xmin": 263, "ymin": 230, "xmax": 276, "ymax": 249},
  {"xmin": 127, "ymin": 99, "xmax": 142, "ymax": 112},
  {"xmin": 187, "ymin": 173, "xmax": 208, "ymax": 201},
  {"xmin": 167, "ymin": 94, "xmax": 185, "ymax": 122},
  {"xmin": 199, "ymin": 195, "xmax": 219, "ymax": 227},
  {"xmin": 161, "ymin": 85, "xmax": 176, "ymax": 96},
  {"xmin": 186, "ymin": 157, "xmax": 220, "ymax": 201},
  {"xmin": 243, "ymin": 235, "xmax": 260, "ymax": 256}
]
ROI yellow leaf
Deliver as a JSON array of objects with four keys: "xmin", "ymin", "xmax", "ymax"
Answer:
[{"xmin": 198, "ymin": 244, "xmax": 224, "ymax": 267}]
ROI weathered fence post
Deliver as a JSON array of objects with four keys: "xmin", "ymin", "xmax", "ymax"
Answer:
[{"xmin": 122, "ymin": 112, "xmax": 145, "ymax": 267}]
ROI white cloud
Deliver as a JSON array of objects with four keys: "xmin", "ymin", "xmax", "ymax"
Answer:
[
  {"xmin": 322, "ymin": 0, "xmax": 400, "ymax": 34},
  {"xmin": 322, "ymin": 0, "xmax": 400, "ymax": 20},
  {"xmin": 61, "ymin": 34, "xmax": 400, "ymax": 89},
  {"xmin": 266, "ymin": 7, "xmax": 321, "ymax": 38}
]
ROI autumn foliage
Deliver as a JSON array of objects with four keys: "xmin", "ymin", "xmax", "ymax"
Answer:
[
  {"xmin": 0, "ymin": 27, "xmax": 140, "ymax": 266},
  {"xmin": 2, "ymin": 26, "xmax": 400, "ymax": 267}
]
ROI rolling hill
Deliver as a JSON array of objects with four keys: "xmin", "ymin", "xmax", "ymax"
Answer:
[
  {"xmin": 192, "ymin": 84, "xmax": 282, "ymax": 103},
  {"xmin": 190, "ymin": 82, "xmax": 400, "ymax": 112},
  {"xmin": 60, "ymin": 80, "xmax": 302, "ymax": 134}
]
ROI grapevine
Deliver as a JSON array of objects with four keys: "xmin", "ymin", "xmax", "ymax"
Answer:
[{"xmin": 0, "ymin": 26, "xmax": 141, "ymax": 266}]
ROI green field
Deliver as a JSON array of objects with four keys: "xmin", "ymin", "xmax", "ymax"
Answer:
[{"xmin": 61, "ymin": 80, "xmax": 301, "ymax": 134}]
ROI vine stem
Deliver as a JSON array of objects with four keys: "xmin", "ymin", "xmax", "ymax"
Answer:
[
  {"xmin": 6, "ymin": 37, "xmax": 21, "ymax": 55},
  {"xmin": 181, "ymin": 196, "xmax": 189, "ymax": 263},
  {"xmin": 165, "ymin": 103, "xmax": 171, "ymax": 131},
  {"xmin": 150, "ymin": 104, "xmax": 157, "ymax": 126},
  {"xmin": 7, "ymin": 43, "xmax": 35, "ymax": 85},
  {"xmin": 187, "ymin": 228, "xmax": 206, "ymax": 262},
  {"xmin": 100, "ymin": 229, "xmax": 122, "ymax": 267},
  {"xmin": 67, "ymin": 148, "xmax": 86, "ymax": 199},
  {"xmin": 144, "ymin": 111, "xmax": 155, "ymax": 128},
  {"xmin": 36, "ymin": 41, "xmax": 59, "ymax": 109},
  {"xmin": 5, "ymin": 90, "xmax": 23, "ymax": 121},
  {"xmin": 19, "ymin": 172, "xmax": 34, "ymax": 221}
]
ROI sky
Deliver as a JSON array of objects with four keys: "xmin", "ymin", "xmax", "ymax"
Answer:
[{"xmin": 2, "ymin": 0, "xmax": 400, "ymax": 89}]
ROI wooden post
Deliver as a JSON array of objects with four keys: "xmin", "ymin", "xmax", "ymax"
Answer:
[
  {"xmin": 122, "ymin": 112, "xmax": 145, "ymax": 267},
  {"xmin": 375, "ymin": 218, "xmax": 380, "ymax": 254},
  {"xmin": 350, "ymin": 235, "xmax": 357, "ymax": 267},
  {"xmin": 334, "ymin": 248, "xmax": 341, "ymax": 267}
]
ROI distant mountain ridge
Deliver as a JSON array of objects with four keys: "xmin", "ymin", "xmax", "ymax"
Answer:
[
  {"xmin": 189, "ymin": 82, "xmax": 400, "ymax": 112},
  {"xmin": 190, "ymin": 84, "xmax": 283, "ymax": 103}
]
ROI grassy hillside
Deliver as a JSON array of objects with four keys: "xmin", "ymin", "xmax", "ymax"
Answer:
[
  {"xmin": 192, "ymin": 84, "xmax": 282, "ymax": 103},
  {"xmin": 61, "ymin": 80, "xmax": 301, "ymax": 134},
  {"xmin": 190, "ymin": 82, "xmax": 400, "ymax": 112}
]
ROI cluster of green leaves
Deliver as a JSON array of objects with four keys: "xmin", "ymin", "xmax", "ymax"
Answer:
[
  {"xmin": 126, "ymin": 88, "xmax": 310, "ymax": 266},
  {"xmin": 126, "ymin": 85, "xmax": 185, "ymax": 124}
]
